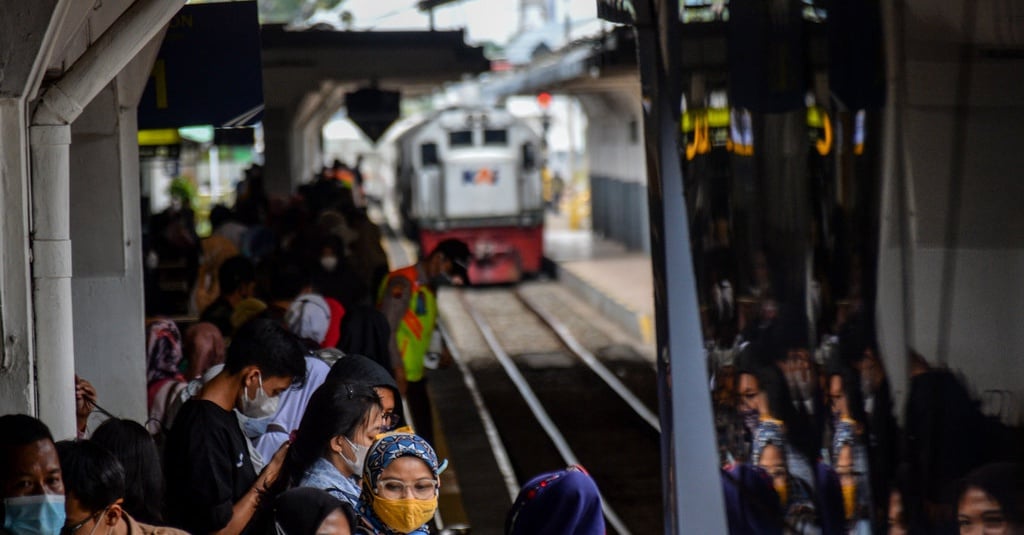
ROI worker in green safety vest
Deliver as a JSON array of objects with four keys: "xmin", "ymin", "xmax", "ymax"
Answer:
[{"xmin": 377, "ymin": 239, "xmax": 471, "ymax": 446}]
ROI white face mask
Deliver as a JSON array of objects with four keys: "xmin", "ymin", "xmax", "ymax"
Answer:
[
  {"xmin": 320, "ymin": 256, "xmax": 338, "ymax": 272},
  {"xmin": 340, "ymin": 436, "xmax": 370, "ymax": 476},
  {"xmin": 239, "ymin": 372, "xmax": 280, "ymax": 419}
]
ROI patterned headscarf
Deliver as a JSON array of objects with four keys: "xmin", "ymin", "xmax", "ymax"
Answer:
[
  {"xmin": 146, "ymin": 318, "xmax": 184, "ymax": 386},
  {"xmin": 505, "ymin": 465, "xmax": 605, "ymax": 535},
  {"xmin": 749, "ymin": 419, "xmax": 788, "ymax": 467},
  {"xmin": 357, "ymin": 433, "xmax": 441, "ymax": 534}
]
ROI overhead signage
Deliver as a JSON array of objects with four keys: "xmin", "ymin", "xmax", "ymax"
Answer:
[
  {"xmin": 138, "ymin": 1, "xmax": 264, "ymax": 129},
  {"xmin": 346, "ymin": 87, "xmax": 401, "ymax": 143}
]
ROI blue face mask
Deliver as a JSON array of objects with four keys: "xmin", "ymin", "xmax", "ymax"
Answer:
[
  {"xmin": 3, "ymin": 494, "xmax": 66, "ymax": 535},
  {"xmin": 237, "ymin": 411, "xmax": 273, "ymax": 439}
]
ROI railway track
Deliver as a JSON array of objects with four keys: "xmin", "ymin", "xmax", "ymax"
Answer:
[
  {"xmin": 376, "ymin": 224, "xmax": 663, "ymax": 533},
  {"xmin": 452, "ymin": 287, "xmax": 663, "ymax": 535}
]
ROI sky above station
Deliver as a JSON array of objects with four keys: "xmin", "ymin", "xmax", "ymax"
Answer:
[{"xmin": 338, "ymin": 0, "xmax": 598, "ymax": 44}]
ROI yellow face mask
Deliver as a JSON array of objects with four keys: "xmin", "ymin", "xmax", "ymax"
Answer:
[
  {"xmin": 774, "ymin": 479, "xmax": 788, "ymax": 505},
  {"xmin": 372, "ymin": 496, "xmax": 437, "ymax": 533},
  {"xmin": 842, "ymin": 483, "xmax": 856, "ymax": 519}
]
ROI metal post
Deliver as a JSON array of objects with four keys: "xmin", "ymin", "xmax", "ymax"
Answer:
[
  {"xmin": 634, "ymin": 0, "xmax": 728, "ymax": 532},
  {"xmin": 879, "ymin": 0, "xmax": 913, "ymax": 389}
]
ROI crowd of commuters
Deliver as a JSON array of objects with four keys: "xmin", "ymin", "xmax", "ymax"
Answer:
[
  {"xmin": 710, "ymin": 297, "xmax": 1024, "ymax": 534},
  {"xmin": 1, "ymin": 164, "xmax": 607, "ymax": 535},
  {"xmin": 8, "ymin": 160, "xmax": 1019, "ymax": 534}
]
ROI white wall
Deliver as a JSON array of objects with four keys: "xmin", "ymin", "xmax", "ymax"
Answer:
[
  {"xmin": 580, "ymin": 88, "xmax": 645, "ymax": 184},
  {"xmin": 876, "ymin": 9, "xmax": 1024, "ymax": 419},
  {"xmin": 67, "ymin": 43, "xmax": 160, "ymax": 425}
]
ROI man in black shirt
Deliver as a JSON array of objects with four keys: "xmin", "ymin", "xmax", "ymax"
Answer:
[{"xmin": 164, "ymin": 318, "xmax": 306, "ymax": 534}]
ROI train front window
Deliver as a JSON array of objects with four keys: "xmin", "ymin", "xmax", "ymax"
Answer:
[
  {"xmin": 483, "ymin": 129, "xmax": 508, "ymax": 146},
  {"xmin": 420, "ymin": 143, "xmax": 438, "ymax": 166},
  {"xmin": 522, "ymin": 143, "xmax": 537, "ymax": 170},
  {"xmin": 449, "ymin": 130, "xmax": 473, "ymax": 147}
]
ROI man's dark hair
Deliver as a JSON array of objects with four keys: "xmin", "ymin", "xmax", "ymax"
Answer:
[
  {"xmin": 268, "ymin": 261, "xmax": 308, "ymax": 302},
  {"xmin": 219, "ymin": 255, "xmax": 255, "ymax": 296},
  {"xmin": 209, "ymin": 204, "xmax": 234, "ymax": 231},
  {"xmin": 225, "ymin": 317, "xmax": 307, "ymax": 385},
  {"xmin": 428, "ymin": 239, "xmax": 471, "ymax": 285},
  {"xmin": 0, "ymin": 414, "xmax": 54, "ymax": 480},
  {"xmin": 55, "ymin": 440, "xmax": 126, "ymax": 514},
  {"xmin": 91, "ymin": 419, "xmax": 165, "ymax": 523},
  {"xmin": 429, "ymin": 239, "xmax": 471, "ymax": 264}
]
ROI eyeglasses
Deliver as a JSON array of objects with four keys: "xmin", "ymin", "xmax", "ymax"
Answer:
[
  {"xmin": 376, "ymin": 477, "xmax": 438, "ymax": 500},
  {"xmin": 61, "ymin": 508, "xmax": 105, "ymax": 535},
  {"xmin": 381, "ymin": 412, "xmax": 402, "ymax": 432}
]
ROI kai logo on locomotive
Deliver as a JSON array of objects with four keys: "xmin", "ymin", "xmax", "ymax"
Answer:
[{"xmin": 463, "ymin": 168, "xmax": 498, "ymax": 185}]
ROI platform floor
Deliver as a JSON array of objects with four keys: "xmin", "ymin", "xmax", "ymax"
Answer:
[{"xmin": 544, "ymin": 212, "xmax": 655, "ymax": 347}]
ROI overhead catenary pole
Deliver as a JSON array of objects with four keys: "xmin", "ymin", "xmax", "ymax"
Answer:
[{"xmin": 30, "ymin": 0, "xmax": 186, "ymax": 438}]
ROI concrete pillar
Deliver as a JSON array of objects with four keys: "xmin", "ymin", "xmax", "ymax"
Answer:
[
  {"xmin": 69, "ymin": 79, "xmax": 148, "ymax": 425},
  {"xmin": 30, "ymin": 123, "xmax": 77, "ymax": 438},
  {"xmin": 0, "ymin": 99, "xmax": 38, "ymax": 417},
  {"xmin": 27, "ymin": 0, "xmax": 185, "ymax": 436},
  {"xmin": 0, "ymin": 0, "xmax": 72, "ymax": 421}
]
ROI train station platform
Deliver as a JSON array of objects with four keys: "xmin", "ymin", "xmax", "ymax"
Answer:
[{"xmin": 543, "ymin": 212, "xmax": 656, "ymax": 347}]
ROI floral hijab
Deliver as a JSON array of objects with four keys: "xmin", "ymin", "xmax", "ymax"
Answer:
[
  {"xmin": 356, "ymin": 433, "xmax": 441, "ymax": 534},
  {"xmin": 146, "ymin": 318, "xmax": 184, "ymax": 386}
]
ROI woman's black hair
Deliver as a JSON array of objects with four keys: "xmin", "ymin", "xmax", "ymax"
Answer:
[
  {"xmin": 274, "ymin": 487, "xmax": 356, "ymax": 535},
  {"xmin": 280, "ymin": 382, "xmax": 381, "ymax": 489},
  {"xmin": 55, "ymin": 440, "xmax": 126, "ymax": 514},
  {"xmin": 91, "ymin": 418, "xmax": 165, "ymax": 523},
  {"xmin": 735, "ymin": 341, "xmax": 797, "ymax": 425},
  {"xmin": 957, "ymin": 462, "xmax": 1024, "ymax": 526},
  {"xmin": 823, "ymin": 357, "xmax": 868, "ymax": 427}
]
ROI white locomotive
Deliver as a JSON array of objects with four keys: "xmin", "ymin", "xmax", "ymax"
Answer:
[{"xmin": 392, "ymin": 106, "xmax": 545, "ymax": 283}]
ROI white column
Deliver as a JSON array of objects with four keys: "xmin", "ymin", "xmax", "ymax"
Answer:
[
  {"xmin": 30, "ymin": 123, "xmax": 76, "ymax": 439},
  {"xmin": 0, "ymin": 98, "xmax": 38, "ymax": 417}
]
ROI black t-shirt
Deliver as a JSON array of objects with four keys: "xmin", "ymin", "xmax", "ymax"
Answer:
[{"xmin": 164, "ymin": 399, "xmax": 257, "ymax": 534}]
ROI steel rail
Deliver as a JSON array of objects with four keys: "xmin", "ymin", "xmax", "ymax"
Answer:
[
  {"xmin": 515, "ymin": 289, "xmax": 661, "ymax": 433},
  {"xmin": 437, "ymin": 321, "xmax": 521, "ymax": 503},
  {"xmin": 459, "ymin": 291, "xmax": 632, "ymax": 535}
]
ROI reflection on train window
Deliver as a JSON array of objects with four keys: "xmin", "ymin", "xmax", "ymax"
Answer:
[
  {"xmin": 483, "ymin": 129, "xmax": 508, "ymax": 146},
  {"xmin": 420, "ymin": 143, "xmax": 438, "ymax": 166},
  {"xmin": 449, "ymin": 130, "xmax": 473, "ymax": 147}
]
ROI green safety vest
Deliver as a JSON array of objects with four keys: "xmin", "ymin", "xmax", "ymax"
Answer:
[{"xmin": 377, "ymin": 265, "xmax": 437, "ymax": 382}]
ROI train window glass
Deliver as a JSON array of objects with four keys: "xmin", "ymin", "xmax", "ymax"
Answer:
[
  {"xmin": 484, "ymin": 129, "xmax": 508, "ymax": 146},
  {"xmin": 420, "ymin": 143, "xmax": 439, "ymax": 166},
  {"xmin": 449, "ymin": 130, "xmax": 473, "ymax": 147},
  {"xmin": 522, "ymin": 143, "xmax": 537, "ymax": 170}
]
